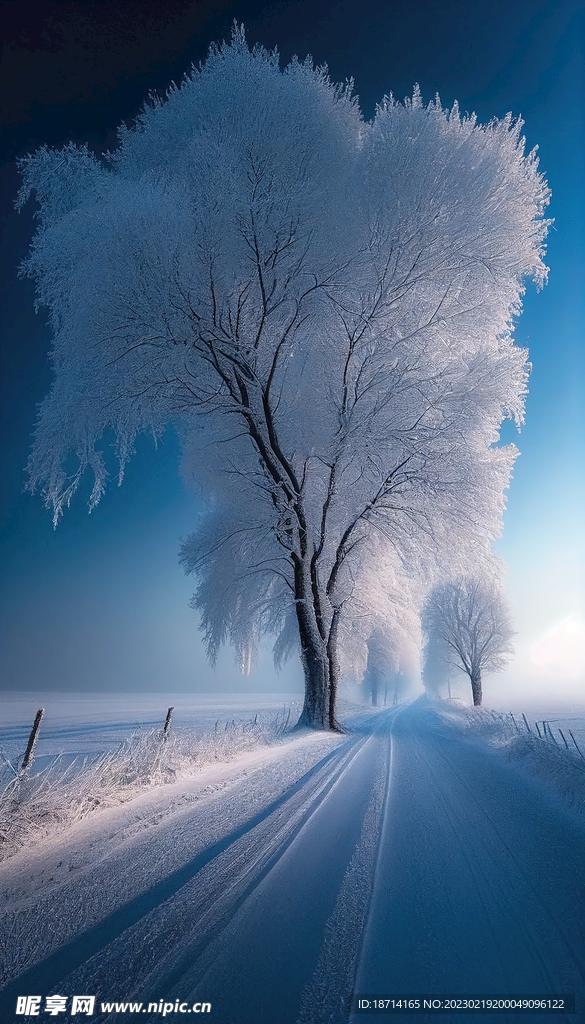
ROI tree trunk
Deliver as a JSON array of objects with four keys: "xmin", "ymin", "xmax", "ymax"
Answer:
[
  {"xmin": 293, "ymin": 553, "xmax": 331, "ymax": 730},
  {"xmin": 290, "ymin": 540, "xmax": 346, "ymax": 733},
  {"xmin": 296, "ymin": 637, "xmax": 330, "ymax": 728},
  {"xmin": 293, "ymin": 557, "xmax": 342, "ymax": 731},
  {"xmin": 470, "ymin": 670, "xmax": 482, "ymax": 706},
  {"xmin": 326, "ymin": 608, "xmax": 342, "ymax": 731}
]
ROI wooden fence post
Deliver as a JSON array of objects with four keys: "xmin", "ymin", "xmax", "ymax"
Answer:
[
  {"xmin": 558, "ymin": 728, "xmax": 570, "ymax": 750},
  {"xmin": 568, "ymin": 729, "xmax": 584, "ymax": 759},
  {"xmin": 162, "ymin": 706, "xmax": 174, "ymax": 738},
  {"xmin": 21, "ymin": 708, "xmax": 44, "ymax": 771},
  {"xmin": 544, "ymin": 720, "xmax": 559, "ymax": 745}
]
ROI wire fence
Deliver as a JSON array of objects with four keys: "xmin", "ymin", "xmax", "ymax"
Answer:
[{"xmin": 491, "ymin": 709, "xmax": 585, "ymax": 759}]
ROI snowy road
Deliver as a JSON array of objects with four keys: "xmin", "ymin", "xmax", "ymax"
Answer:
[
  {"xmin": 1, "ymin": 700, "xmax": 584, "ymax": 1023},
  {"xmin": 355, "ymin": 703, "xmax": 585, "ymax": 1022}
]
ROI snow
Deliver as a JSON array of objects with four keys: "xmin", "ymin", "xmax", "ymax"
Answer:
[
  {"xmin": 501, "ymin": 698, "xmax": 585, "ymax": 755},
  {"xmin": 428, "ymin": 697, "xmax": 585, "ymax": 820},
  {"xmin": 1, "ymin": 695, "xmax": 584, "ymax": 1024},
  {"xmin": 0, "ymin": 693, "xmax": 316, "ymax": 860},
  {"xmin": 0, "ymin": 692, "xmax": 305, "ymax": 768},
  {"xmin": 353, "ymin": 700, "xmax": 585, "ymax": 1023},
  {"xmin": 0, "ymin": 700, "xmax": 346, "ymax": 995}
]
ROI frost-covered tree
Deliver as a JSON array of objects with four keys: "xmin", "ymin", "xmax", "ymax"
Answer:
[
  {"xmin": 422, "ymin": 575, "xmax": 515, "ymax": 705},
  {"xmin": 335, "ymin": 539, "xmax": 421, "ymax": 705},
  {"xmin": 363, "ymin": 629, "xmax": 397, "ymax": 706},
  {"xmin": 422, "ymin": 640, "xmax": 454, "ymax": 699},
  {"xmin": 362, "ymin": 639, "xmax": 414, "ymax": 706},
  {"xmin": 17, "ymin": 28, "xmax": 549, "ymax": 730}
]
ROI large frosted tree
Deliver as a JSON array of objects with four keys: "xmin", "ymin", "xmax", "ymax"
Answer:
[{"xmin": 17, "ymin": 28, "xmax": 549, "ymax": 729}]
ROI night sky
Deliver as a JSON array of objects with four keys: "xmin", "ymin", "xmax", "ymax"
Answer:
[{"xmin": 1, "ymin": 0, "xmax": 583, "ymax": 697}]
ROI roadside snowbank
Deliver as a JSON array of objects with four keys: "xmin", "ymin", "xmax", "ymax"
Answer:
[
  {"xmin": 0, "ymin": 698, "xmax": 374, "ymax": 862},
  {"xmin": 0, "ymin": 725, "xmax": 349, "ymax": 988},
  {"xmin": 0, "ymin": 706, "xmax": 296, "ymax": 860},
  {"xmin": 430, "ymin": 697, "xmax": 585, "ymax": 817}
]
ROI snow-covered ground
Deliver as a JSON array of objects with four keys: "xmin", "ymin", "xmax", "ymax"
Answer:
[
  {"xmin": 491, "ymin": 696, "xmax": 585, "ymax": 754},
  {"xmin": 5, "ymin": 691, "xmax": 582, "ymax": 770},
  {"xmin": 427, "ymin": 688, "xmax": 585, "ymax": 754},
  {"xmin": 0, "ymin": 692, "xmax": 306, "ymax": 767},
  {"xmin": 1, "ymin": 694, "xmax": 584, "ymax": 1024},
  {"xmin": 0, "ymin": 693, "xmax": 325, "ymax": 860}
]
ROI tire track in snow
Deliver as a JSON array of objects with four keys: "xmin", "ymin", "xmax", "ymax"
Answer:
[
  {"xmin": 96, "ymin": 733, "xmax": 372, "ymax": 1012},
  {"xmin": 0, "ymin": 733, "xmax": 361, "ymax": 1015},
  {"xmin": 137, "ymin": 713, "xmax": 400, "ymax": 1024},
  {"xmin": 295, "ymin": 715, "xmax": 393, "ymax": 1024},
  {"xmin": 353, "ymin": 700, "xmax": 585, "ymax": 1024},
  {"xmin": 1, "ymin": 721, "xmax": 392, "ymax": 1021}
]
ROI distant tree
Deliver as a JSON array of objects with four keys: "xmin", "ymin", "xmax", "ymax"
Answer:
[
  {"xmin": 422, "ymin": 640, "xmax": 454, "ymax": 699},
  {"xmin": 17, "ymin": 28, "xmax": 549, "ymax": 730},
  {"xmin": 388, "ymin": 669, "xmax": 411, "ymax": 706},
  {"xmin": 335, "ymin": 539, "xmax": 421, "ymax": 707},
  {"xmin": 364, "ymin": 658, "xmax": 409, "ymax": 707},
  {"xmin": 363, "ymin": 629, "xmax": 396, "ymax": 706},
  {"xmin": 422, "ymin": 576, "xmax": 515, "ymax": 706}
]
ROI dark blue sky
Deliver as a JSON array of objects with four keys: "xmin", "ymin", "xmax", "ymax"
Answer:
[{"xmin": 1, "ymin": 0, "xmax": 583, "ymax": 696}]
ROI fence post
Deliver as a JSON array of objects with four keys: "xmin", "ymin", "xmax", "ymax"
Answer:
[
  {"xmin": 558, "ymin": 728, "xmax": 570, "ymax": 750},
  {"xmin": 544, "ymin": 721, "xmax": 559, "ymax": 745},
  {"xmin": 568, "ymin": 730, "xmax": 584, "ymax": 759},
  {"xmin": 21, "ymin": 708, "xmax": 44, "ymax": 771},
  {"xmin": 162, "ymin": 706, "xmax": 174, "ymax": 739},
  {"xmin": 535, "ymin": 722, "xmax": 542, "ymax": 739},
  {"xmin": 522, "ymin": 713, "xmax": 531, "ymax": 733}
]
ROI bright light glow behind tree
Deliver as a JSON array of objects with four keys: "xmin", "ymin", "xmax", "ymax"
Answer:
[{"xmin": 17, "ymin": 27, "xmax": 550, "ymax": 729}]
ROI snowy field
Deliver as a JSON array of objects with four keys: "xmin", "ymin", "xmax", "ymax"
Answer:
[
  {"xmin": 489, "ymin": 696, "xmax": 585, "ymax": 758},
  {"xmin": 440, "ymin": 694, "xmax": 585, "ymax": 756},
  {"xmin": 3, "ymin": 690, "xmax": 584, "ymax": 765},
  {"xmin": 427, "ymin": 687, "xmax": 585, "ymax": 755},
  {"xmin": 0, "ymin": 692, "xmax": 305, "ymax": 769}
]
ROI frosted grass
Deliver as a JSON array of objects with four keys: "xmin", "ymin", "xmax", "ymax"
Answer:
[
  {"xmin": 432, "ymin": 698, "xmax": 585, "ymax": 816},
  {"xmin": 0, "ymin": 708, "xmax": 295, "ymax": 861}
]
